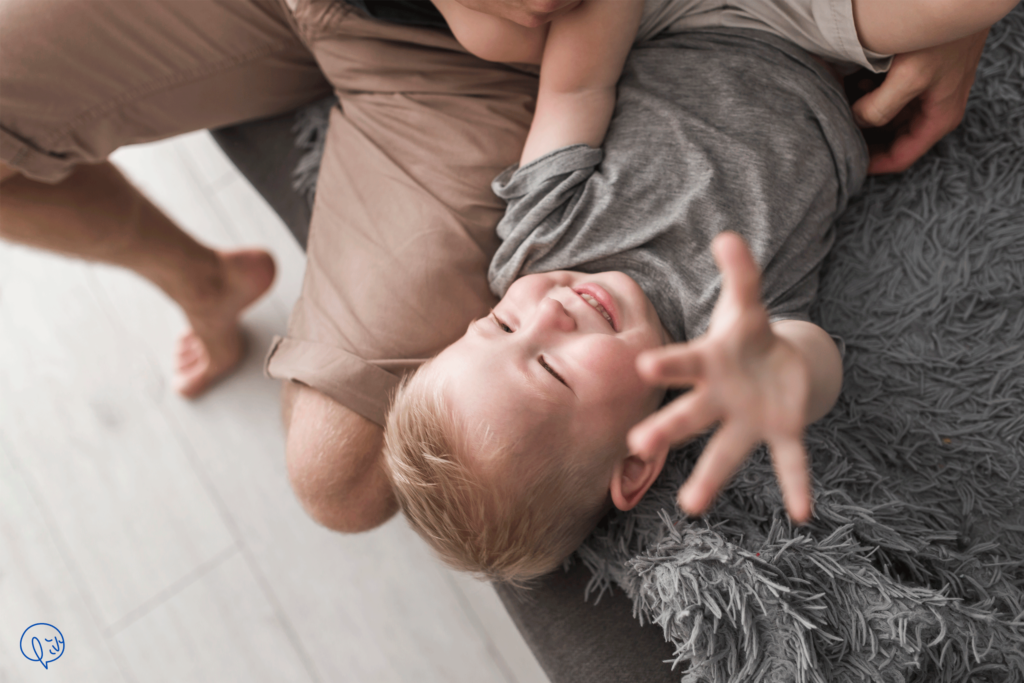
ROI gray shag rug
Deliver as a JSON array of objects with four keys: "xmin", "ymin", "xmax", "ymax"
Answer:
[{"xmin": 291, "ymin": 8, "xmax": 1024, "ymax": 681}]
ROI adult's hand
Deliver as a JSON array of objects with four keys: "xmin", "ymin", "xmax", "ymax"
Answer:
[{"xmin": 852, "ymin": 29, "xmax": 989, "ymax": 175}]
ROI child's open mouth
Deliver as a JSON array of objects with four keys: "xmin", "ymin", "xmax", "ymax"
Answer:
[{"xmin": 572, "ymin": 284, "xmax": 618, "ymax": 331}]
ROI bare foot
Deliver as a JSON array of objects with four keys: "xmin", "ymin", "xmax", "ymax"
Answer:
[{"xmin": 173, "ymin": 249, "xmax": 276, "ymax": 398}]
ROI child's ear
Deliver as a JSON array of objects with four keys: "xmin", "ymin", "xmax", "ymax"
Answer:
[{"xmin": 609, "ymin": 442, "xmax": 670, "ymax": 512}]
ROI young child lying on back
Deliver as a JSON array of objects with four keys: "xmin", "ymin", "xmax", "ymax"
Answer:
[{"xmin": 384, "ymin": 0, "xmax": 1019, "ymax": 583}]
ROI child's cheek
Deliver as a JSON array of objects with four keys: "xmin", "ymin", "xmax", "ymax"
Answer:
[{"xmin": 581, "ymin": 339, "xmax": 648, "ymax": 394}]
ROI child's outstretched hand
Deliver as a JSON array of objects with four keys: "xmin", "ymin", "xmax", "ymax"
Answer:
[{"xmin": 627, "ymin": 232, "xmax": 814, "ymax": 523}]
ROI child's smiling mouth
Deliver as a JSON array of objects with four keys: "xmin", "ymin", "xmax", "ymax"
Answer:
[
  {"xmin": 572, "ymin": 284, "xmax": 619, "ymax": 331},
  {"xmin": 579, "ymin": 292, "xmax": 614, "ymax": 326}
]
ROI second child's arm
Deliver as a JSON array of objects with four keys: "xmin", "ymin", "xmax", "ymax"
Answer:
[
  {"xmin": 519, "ymin": 0, "xmax": 644, "ymax": 166},
  {"xmin": 852, "ymin": 0, "xmax": 1019, "ymax": 54}
]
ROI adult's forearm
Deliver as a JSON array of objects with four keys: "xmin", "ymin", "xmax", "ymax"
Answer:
[{"xmin": 851, "ymin": 0, "xmax": 1017, "ymax": 54}]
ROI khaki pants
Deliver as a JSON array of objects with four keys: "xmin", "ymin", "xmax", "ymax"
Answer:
[{"xmin": 1, "ymin": 0, "xmax": 538, "ymax": 426}]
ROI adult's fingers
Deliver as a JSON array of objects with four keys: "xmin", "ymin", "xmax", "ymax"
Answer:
[
  {"xmin": 711, "ymin": 231, "xmax": 761, "ymax": 310},
  {"xmin": 851, "ymin": 55, "xmax": 927, "ymax": 129},
  {"xmin": 768, "ymin": 436, "xmax": 813, "ymax": 524},
  {"xmin": 628, "ymin": 388, "xmax": 717, "ymax": 458},
  {"xmin": 636, "ymin": 342, "xmax": 704, "ymax": 386},
  {"xmin": 677, "ymin": 421, "xmax": 756, "ymax": 516},
  {"xmin": 863, "ymin": 30, "xmax": 988, "ymax": 174},
  {"xmin": 868, "ymin": 100, "xmax": 961, "ymax": 175}
]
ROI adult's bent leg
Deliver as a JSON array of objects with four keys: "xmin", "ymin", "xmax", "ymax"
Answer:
[
  {"xmin": 265, "ymin": 5, "xmax": 537, "ymax": 522},
  {"xmin": 0, "ymin": 160, "xmax": 274, "ymax": 396},
  {"xmin": 0, "ymin": 0, "xmax": 331, "ymax": 396}
]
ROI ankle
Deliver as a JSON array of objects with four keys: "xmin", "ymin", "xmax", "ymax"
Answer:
[
  {"xmin": 165, "ymin": 251, "xmax": 229, "ymax": 313},
  {"xmin": 170, "ymin": 249, "xmax": 275, "ymax": 318}
]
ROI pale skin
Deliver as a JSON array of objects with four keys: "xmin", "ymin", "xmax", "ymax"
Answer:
[
  {"xmin": 430, "ymin": 0, "xmax": 644, "ymax": 166},
  {"xmin": 0, "ymin": 0, "xmax": 1008, "ymax": 533}
]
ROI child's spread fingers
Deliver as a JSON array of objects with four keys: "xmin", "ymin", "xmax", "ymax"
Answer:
[
  {"xmin": 628, "ymin": 389, "xmax": 716, "ymax": 457},
  {"xmin": 677, "ymin": 421, "xmax": 756, "ymax": 516},
  {"xmin": 711, "ymin": 231, "xmax": 761, "ymax": 309},
  {"xmin": 769, "ymin": 437, "xmax": 813, "ymax": 524},
  {"xmin": 636, "ymin": 343, "xmax": 704, "ymax": 386}
]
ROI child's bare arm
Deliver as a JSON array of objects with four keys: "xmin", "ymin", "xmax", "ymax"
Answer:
[
  {"xmin": 519, "ymin": 0, "xmax": 644, "ymax": 165},
  {"xmin": 852, "ymin": 0, "xmax": 1019, "ymax": 54},
  {"xmin": 431, "ymin": 0, "xmax": 547, "ymax": 64},
  {"xmin": 627, "ymin": 232, "xmax": 843, "ymax": 524}
]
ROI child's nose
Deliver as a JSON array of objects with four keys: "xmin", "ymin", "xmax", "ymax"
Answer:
[{"xmin": 534, "ymin": 297, "xmax": 576, "ymax": 334}]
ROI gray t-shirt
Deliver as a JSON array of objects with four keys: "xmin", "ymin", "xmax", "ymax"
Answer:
[{"xmin": 488, "ymin": 28, "xmax": 869, "ymax": 343}]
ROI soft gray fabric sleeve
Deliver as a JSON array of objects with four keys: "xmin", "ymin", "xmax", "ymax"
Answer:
[{"xmin": 488, "ymin": 27, "xmax": 869, "ymax": 343}]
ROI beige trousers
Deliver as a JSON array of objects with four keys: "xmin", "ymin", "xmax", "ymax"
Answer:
[{"xmin": 0, "ymin": 0, "xmax": 538, "ymax": 426}]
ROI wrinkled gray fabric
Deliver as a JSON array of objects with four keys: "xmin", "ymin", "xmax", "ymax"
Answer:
[
  {"xmin": 488, "ymin": 28, "xmax": 867, "ymax": 343},
  {"xmin": 575, "ymin": 8, "xmax": 1024, "ymax": 682}
]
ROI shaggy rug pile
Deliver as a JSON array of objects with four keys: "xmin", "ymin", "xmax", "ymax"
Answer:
[{"xmin": 291, "ymin": 7, "xmax": 1023, "ymax": 681}]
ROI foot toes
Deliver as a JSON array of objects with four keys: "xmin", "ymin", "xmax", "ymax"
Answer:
[
  {"xmin": 177, "ymin": 353, "xmax": 205, "ymax": 376},
  {"xmin": 172, "ymin": 328, "xmax": 244, "ymax": 399},
  {"xmin": 174, "ymin": 369, "xmax": 209, "ymax": 399}
]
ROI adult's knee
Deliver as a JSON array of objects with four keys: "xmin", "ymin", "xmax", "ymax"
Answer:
[
  {"xmin": 0, "ymin": 161, "xmax": 25, "ymax": 241},
  {"xmin": 0, "ymin": 161, "xmax": 20, "ymax": 185},
  {"xmin": 282, "ymin": 382, "xmax": 398, "ymax": 533}
]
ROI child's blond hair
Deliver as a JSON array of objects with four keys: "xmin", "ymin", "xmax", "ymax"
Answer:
[{"xmin": 383, "ymin": 363, "xmax": 612, "ymax": 585}]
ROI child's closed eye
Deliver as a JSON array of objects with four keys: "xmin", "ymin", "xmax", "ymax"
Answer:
[
  {"xmin": 492, "ymin": 312, "xmax": 513, "ymax": 333},
  {"xmin": 491, "ymin": 311, "xmax": 572, "ymax": 391}
]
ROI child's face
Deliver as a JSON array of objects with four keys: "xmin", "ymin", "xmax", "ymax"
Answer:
[{"xmin": 429, "ymin": 270, "xmax": 671, "ymax": 469}]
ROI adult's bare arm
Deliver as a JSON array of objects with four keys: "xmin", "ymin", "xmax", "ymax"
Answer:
[{"xmin": 852, "ymin": 29, "xmax": 989, "ymax": 175}]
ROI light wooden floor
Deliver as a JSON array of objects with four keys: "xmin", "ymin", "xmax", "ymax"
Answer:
[{"xmin": 0, "ymin": 131, "xmax": 550, "ymax": 683}]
